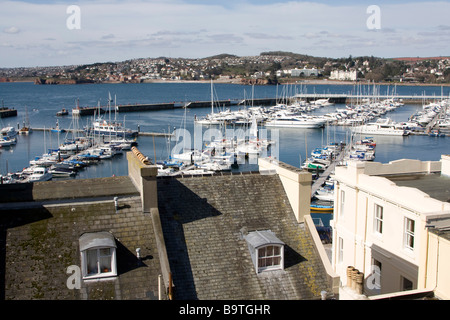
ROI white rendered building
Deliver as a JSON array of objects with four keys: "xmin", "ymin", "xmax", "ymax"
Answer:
[{"xmin": 331, "ymin": 155, "xmax": 450, "ymax": 298}]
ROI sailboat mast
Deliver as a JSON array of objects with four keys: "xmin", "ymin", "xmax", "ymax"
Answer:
[{"xmin": 211, "ymin": 79, "xmax": 214, "ymax": 116}]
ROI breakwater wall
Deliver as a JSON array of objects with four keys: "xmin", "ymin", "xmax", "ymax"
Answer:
[
  {"xmin": 0, "ymin": 108, "xmax": 17, "ymax": 118},
  {"xmin": 72, "ymin": 94, "xmax": 443, "ymax": 117}
]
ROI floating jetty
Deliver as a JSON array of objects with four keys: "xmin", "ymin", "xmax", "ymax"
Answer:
[
  {"xmin": 32, "ymin": 127, "xmax": 172, "ymax": 137},
  {"xmin": 310, "ymin": 144, "xmax": 348, "ymax": 198},
  {"xmin": 71, "ymin": 93, "xmax": 450, "ymax": 117},
  {"xmin": 72, "ymin": 106, "xmax": 106, "ymax": 116},
  {"xmin": 0, "ymin": 107, "xmax": 17, "ymax": 118},
  {"xmin": 73, "ymin": 98, "xmax": 278, "ymax": 116}
]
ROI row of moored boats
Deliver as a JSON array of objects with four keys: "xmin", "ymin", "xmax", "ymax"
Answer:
[{"xmin": 0, "ymin": 121, "xmax": 137, "ymax": 184}]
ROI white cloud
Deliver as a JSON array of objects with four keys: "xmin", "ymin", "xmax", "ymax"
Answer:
[
  {"xmin": 3, "ymin": 26, "xmax": 20, "ymax": 34},
  {"xmin": 1, "ymin": 0, "xmax": 450, "ymax": 67}
]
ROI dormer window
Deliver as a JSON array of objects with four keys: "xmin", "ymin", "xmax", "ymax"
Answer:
[
  {"xmin": 79, "ymin": 231, "xmax": 117, "ymax": 280},
  {"xmin": 243, "ymin": 230, "xmax": 285, "ymax": 274}
]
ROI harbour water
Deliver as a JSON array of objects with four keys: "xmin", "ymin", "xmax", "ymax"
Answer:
[{"xmin": 0, "ymin": 81, "xmax": 449, "ymax": 178}]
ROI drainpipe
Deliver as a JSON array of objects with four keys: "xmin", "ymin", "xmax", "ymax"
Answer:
[
  {"xmin": 362, "ymin": 196, "xmax": 369, "ymax": 291},
  {"xmin": 158, "ymin": 274, "xmax": 162, "ymax": 300},
  {"xmin": 168, "ymin": 272, "xmax": 173, "ymax": 300}
]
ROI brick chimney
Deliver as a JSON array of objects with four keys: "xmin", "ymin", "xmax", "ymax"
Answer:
[{"xmin": 127, "ymin": 147, "xmax": 158, "ymax": 213}]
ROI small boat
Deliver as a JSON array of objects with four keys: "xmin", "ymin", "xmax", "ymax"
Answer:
[
  {"xmin": 310, "ymin": 202, "xmax": 334, "ymax": 212},
  {"xmin": 76, "ymin": 153, "xmax": 101, "ymax": 163},
  {"xmin": 351, "ymin": 118, "xmax": 409, "ymax": 136},
  {"xmin": 54, "ymin": 159, "xmax": 87, "ymax": 170},
  {"xmin": 1, "ymin": 126, "xmax": 18, "ymax": 138},
  {"xmin": 26, "ymin": 166, "xmax": 53, "ymax": 182},
  {"xmin": 172, "ymin": 149, "xmax": 209, "ymax": 163},
  {"xmin": 265, "ymin": 116, "xmax": 326, "ymax": 128},
  {"xmin": 19, "ymin": 126, "xmax": 32, "ymax": 135},
  {"xmin": 56, "ymin": 108, "xmax": 69, "ymax": 116},
  {"xmin": 0, "ymin": 136, "xmax": 17, "ymax": 147},
  {"xmin": 301, "ymin": 159, "xmax": 329, "ymax": 171},
  {"xmin": 314, "ymin": 187, "xmax": 334, "ymax": 202},
  {"xmin": 48, "ymin": 166, "xmax": 77, "ymax": 177},
  {"xmin": 429, "ymin": 130, "xmax": 445, "ymax": 137},
  {"xmin": 87, "ymin": 117, "xmax": 138, "ymax": 138},
  {"xmin": 51, "ymin": 120, "xmax": 66, "ymax": 133}
]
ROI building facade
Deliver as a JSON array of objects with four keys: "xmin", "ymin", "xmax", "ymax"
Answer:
[{"xmin": 331, "ymin": 155, "xmax": 450, "ymax": 298}]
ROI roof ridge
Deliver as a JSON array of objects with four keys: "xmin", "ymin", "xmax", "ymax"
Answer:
[{"xmin": 157, "ymin": 170, "xmax": 262, "ymax": 180}]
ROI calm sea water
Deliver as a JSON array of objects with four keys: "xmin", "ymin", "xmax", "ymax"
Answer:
[{"xmin": 0, "ymin": 82, "xmax": 449, "ymax": 178}]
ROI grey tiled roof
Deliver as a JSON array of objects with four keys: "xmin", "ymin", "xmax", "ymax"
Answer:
[
  {"xmin": 0, "ymin": 176, "xmax": 140, "ymax": 203},
  {"xmin": 157, "ymin": 172, "xmax": 332, "ymax": 300},
  {"xmin": 1, "ymin": 177, "xmax": 161, "ymax": 300}
]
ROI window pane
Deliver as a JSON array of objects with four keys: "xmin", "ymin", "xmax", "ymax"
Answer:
[
  {"xmin": 273, "ymin": 257, "xmax": 281, "ymax": 265},
  {"xmin": 258, "ymin": 258, "xmax": 265, "ymax": 268},
  {"xmin": 407, "ymin": 235, "xmax": 414, "ymax": 248},
  {"xmin": 273, "ymin": 246, "xmax": 280, "ymax": 256},
  {"xmin": 259, "ymin": 247, "xmax": 266, "ymax": 258},
  {"xmin": 257, "ymin": 245, "xmax": 283, "ymax": 271},
  {"xmin": 407, "ymin": 219, "xmax": 415, "ymax": 232},
  {"xmin": 405, "ymin": 218, "xmax": 415, "ymax": 249},
  {"xmin": 99, "ymin": 248, "xmax": 111, "ymax": 257},
  {"xmin": 402, "ymin": 277, "xmax": 413, "ymax": 291},
  {"xmin": 86, "ymin": 250, "xmax": 98, "ymax": 275},
  {"xmin": 100, "ymin": 256, "xmax": 112, "ymax": 273}
]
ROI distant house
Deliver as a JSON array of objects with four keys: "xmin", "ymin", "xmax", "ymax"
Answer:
[
  {"xmin": 290, "ymin": 68, "xmax": 319, "ymax": 77},
  {"xmin": 329, "ymin": 70, "xmax": 357, "ymax": 81}
]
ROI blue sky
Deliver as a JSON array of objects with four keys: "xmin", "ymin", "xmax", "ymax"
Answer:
[{"xmin": 1, "ymin": 0, "xmax": 450, "ymax": 67}]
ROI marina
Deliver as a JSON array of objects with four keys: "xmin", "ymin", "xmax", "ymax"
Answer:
[{"xmin": 0, "ymin": 81, "xmax": 449, "ymax": 182}]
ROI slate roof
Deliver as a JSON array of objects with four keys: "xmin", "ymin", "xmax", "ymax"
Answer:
[
  {"xmin": 157, "ymin": 172, "xmax": 333, "ymax": 300},
  {"xmin": 0, "ymin": 176, "xmax": 162, "ymax": 300},
  {"xmin": 385, "ymin": 173, "xmax": 450, "ymax": 203}
]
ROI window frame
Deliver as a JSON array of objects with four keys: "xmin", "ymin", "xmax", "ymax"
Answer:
[
  {"xmin": 339, "ymin": 190, "xmax": 345, "ymax": 218},
  {"xmin": 257, "ymin": 244, "xmax": 284, "ymax": 273},
  {"xmin": 374, "ymin": 204, "xmax": 384, "ymax": 235},
  {"xmin": 404, "ymin": 217, "xmax": 415, "ymax": 251},
  {"xmin": 79, "ymin": 232, "xmax": 118, "ymax": 280},
  {"xmin": 338, "ymin": 237, "xmax": 344, "ymax": 264},
  {"xmin": 243, "ymin": 230, "xmax": 285, "ymax": 274},
  {"xmin": 81, "ymin": 246, "xmax": 117, "ymax": 280},
  {"xmin": 401, "ymin": 276, "xmax": 414, "ymax": 291}
]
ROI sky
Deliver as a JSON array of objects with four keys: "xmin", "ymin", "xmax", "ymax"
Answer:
[{"xmin": 1, "ymin": 0, "xmax": 450, "ymax": 68}]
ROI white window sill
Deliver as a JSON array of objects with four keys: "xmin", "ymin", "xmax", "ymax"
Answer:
[{"xmin": 83, "ymin": 273, "xmax": 117, "ymax": 282}]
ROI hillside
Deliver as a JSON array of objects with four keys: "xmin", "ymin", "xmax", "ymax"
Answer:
[{"xmin": 1, "ymin": 52, "xmax": 449, "ymax": 84}]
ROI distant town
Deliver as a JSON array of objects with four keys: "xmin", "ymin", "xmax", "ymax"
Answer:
[{"xmin": 1, "ymin": 51, "xmax": 450, "ymax": 85}]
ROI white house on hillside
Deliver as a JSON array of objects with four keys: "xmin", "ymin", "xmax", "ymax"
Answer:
[{"xmin": 329, "ymin": 70, "xmax": 357, "ymax": 81}]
